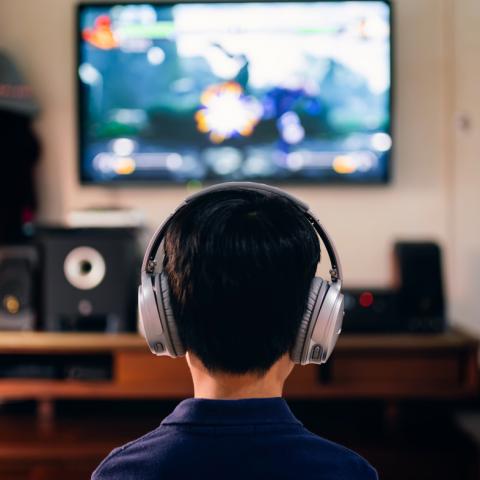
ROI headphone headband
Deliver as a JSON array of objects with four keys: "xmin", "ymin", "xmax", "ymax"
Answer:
[
  {"xmin": 139, "ymin": 181, "xmax": 344, "ymax": 364},
  {"xmin": 142, "ymin": 182, "xmax": 342, "ymax": 286}
]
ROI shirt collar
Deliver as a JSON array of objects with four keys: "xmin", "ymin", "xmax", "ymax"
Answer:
[{"xmin": 162, "ymin": 397, "xmax": 302, "ymax": 426}]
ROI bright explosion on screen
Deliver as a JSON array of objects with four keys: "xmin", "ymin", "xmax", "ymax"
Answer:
[
  {"xmin": 78, "ymin": 2, "xmax": 391, "ymax": 183},
  {"xmin": 195, "ymin": 82, "xmax": 262, "ymax": 143}
]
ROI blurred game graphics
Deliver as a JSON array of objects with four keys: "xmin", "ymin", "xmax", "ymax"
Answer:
[{"xmin": 78, "ymin": 1, "xmax": 391, "ymax": 184}]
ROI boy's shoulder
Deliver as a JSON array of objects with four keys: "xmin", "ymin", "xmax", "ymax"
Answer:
[
  {"xmin": 299, "ymin": 428, "xmax": 378, "ymax": 479},
  {"xmin": 93, "ymin": 423, "xmax": 377, "ymax": 480},
  {"xmin": 92, "ymin": 425, "xmax": 170, "ymax": 480}
]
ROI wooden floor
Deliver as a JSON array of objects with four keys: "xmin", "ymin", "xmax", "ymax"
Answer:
[{"xmin": 0, "ymin": 399, "xmax": 478, "ymax": 480}]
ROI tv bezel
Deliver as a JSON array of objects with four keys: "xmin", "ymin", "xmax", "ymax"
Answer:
[{"xmin": 76, "ymin": 0, "xmax": 394, "ymax": 186}]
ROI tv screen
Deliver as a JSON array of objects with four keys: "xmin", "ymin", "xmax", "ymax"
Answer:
[{"xmin": 77, "ymin": 1, "xmax": 392, "ymax": 184}]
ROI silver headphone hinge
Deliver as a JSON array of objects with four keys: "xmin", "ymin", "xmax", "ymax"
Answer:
[
  {"xmin": 329, "ymin": 268, "xmax": 339, "ymax": 283},
  {"xmin": 146, "ymin": 259, "xmax": 157, "ymax": 274}
]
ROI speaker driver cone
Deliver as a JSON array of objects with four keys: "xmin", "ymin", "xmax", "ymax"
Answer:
[{"xmin": 63, "ymin": 246, "xmax": 106, "ymax": 290}]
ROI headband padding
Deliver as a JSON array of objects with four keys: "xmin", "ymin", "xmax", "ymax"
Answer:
[{"xmin": 291, "ymin": 277, "xmax": 324, "ymax": 364}]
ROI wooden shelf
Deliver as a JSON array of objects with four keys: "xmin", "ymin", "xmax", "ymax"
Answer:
[
  {"xmin": 0, "ymin": 332, "xmax": 146, "ymax": 353},
  {"xmin": 0, "ymin": 330, "xmax": 477, "ymax": 401},
  {"xmin": 0, "ymin": 330, "xmax": 475, "ymax": 352}
]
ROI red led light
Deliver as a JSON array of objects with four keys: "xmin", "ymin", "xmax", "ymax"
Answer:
[{"xmin": 359, "ymin": 291, "xmax": 374, "ymax": 308}]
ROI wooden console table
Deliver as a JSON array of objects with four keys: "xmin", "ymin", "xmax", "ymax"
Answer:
[
  {"xmin": 0, "ymin": 331, "xmax": 477, "ymax": 480},
  {"xmin": 0, "ymin": 330, "xmax": 477, "ymax": 402}
]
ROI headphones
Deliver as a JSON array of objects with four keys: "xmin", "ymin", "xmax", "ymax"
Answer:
[{"xmin": 138, "ymin": 182, "xmax": 344, "ymax": 366}]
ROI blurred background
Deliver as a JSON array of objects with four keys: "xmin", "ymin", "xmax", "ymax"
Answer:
[{"xmin": 0, "ymin": 0, "xmax": 479, "ymax": 479}]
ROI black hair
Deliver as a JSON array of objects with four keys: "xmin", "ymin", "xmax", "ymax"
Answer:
[{"xmin": 164, "ymin": 189, "xmax": 320, "ymax": 374}]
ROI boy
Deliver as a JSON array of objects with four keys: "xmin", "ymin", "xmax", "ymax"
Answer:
[{"xmin": 93, "ymin": 185, "xmax": 377, "ymax": 480}]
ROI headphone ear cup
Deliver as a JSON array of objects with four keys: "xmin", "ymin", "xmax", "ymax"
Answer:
[
  {"xmin": 307, "ymin": 286, "xmax": 344, "ymax": 364},
  {"xmin": 138, "ymin": 278, "xmax": 166, "ymax": 355},
  {"xmin": 291, "ymin": 277, "xmax": 326, "ymax": 364},
  {"xmin": 137, "ymin": 286, "xmax": 147, "ymax": 339},
  {"xmin": 156, "ymin": 272, "xmax": 186, "ymax": 357}
]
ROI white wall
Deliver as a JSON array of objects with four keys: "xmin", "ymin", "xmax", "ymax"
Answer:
[
  {"xmin": 1, "ymin": 0, "xmax": 477, "ymax": 333},
  {"xmin": 450, "ymin": 0, "xmax": 480, "ymax": 336}
]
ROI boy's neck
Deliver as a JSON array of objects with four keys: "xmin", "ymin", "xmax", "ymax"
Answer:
[{"xmin": 187, "ymin": 353, "xmax": 294, "ymax": 400}]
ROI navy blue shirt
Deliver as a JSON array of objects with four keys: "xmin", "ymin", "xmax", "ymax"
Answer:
[{"xmin": 92, "ymin": 398, "xmax": 377, "ymax": 480}]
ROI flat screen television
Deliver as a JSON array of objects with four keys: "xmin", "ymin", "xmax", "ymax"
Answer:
[{"xmin": 77, "ymin": 1, "xmax": 392, "ymax": 185}]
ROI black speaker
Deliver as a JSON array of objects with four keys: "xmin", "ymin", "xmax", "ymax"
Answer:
[
  {"xmin": 342, "ymin": 288, "xmax": 400, "ymax": 333},
  {"xmin": 394, "ymin": 241, "xmax": 446, "ymax": 332},
  {"xmin": 0, "ymin": 52, "xmax": 40, "ymax": 245},
  {"xmin": 38, "ymin": 228, "xmax": 140, "ymax": 332},
  {"xmin": 0, "ymin": 245, "xmax": 37, "ymax": 330}
]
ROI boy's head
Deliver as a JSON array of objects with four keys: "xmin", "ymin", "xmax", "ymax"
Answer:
[{"xmin": 163, "ymin": 188, "xmax": 320, "ymax": 375}]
